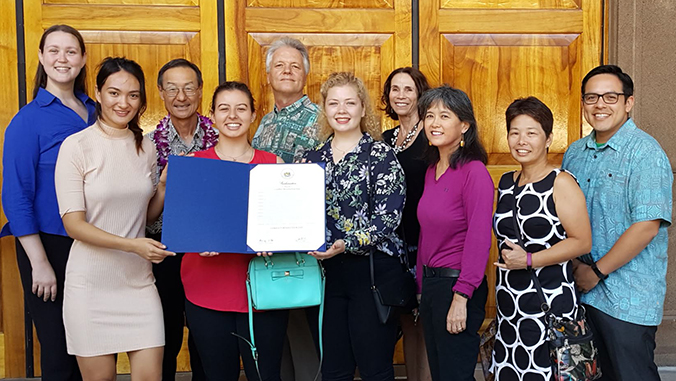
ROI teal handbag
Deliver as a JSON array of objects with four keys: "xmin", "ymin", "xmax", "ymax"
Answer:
[
  {"xmin": 248, "ymin": 252, "xmax": 324, "ymax": 309},
  {"xmin": 240, "ymin": 252, "xmax": 325, "ymax": 381}
]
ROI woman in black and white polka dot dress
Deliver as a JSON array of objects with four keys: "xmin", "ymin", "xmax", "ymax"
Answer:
[{"xmin": 491, "ymin": 97, "xmax": 592, "ymax": 380}]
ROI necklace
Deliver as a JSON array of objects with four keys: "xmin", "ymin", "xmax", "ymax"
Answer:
[
  {"xmin": 331, "ymin": 139, "xmax": 359, "ymax": 155},
  {"xmin": 153, "ymin": 113, "xmax": 218, "ymax": 170},
  {"xmin": 392, "ymin": 121, "xmax": 420, "ymax": 153},
  {"xmin": 215, "ymin": 146, "xmax": 253, "ymax": 162}
]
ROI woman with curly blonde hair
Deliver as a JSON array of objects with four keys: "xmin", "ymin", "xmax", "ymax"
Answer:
[
  {"xmin": 316, "ymin": 72, "xmax": 382, "ymax": 141},
  {"xmin": 305, "ymin": 72, "xmax": 407, "ymax": 381}
]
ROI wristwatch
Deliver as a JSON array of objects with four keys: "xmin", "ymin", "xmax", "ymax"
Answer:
[
  {"xmin": 591, "ymin": 262, "xmax": 609, "ymax": 280},
  {"xmin": 454, "ymin": 291, "xmax": 469, "ymax": 300}
]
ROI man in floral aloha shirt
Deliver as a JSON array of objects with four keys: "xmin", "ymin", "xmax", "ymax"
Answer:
[
  {"xmin": 251, "ymin": 37, "xmax": 322, "ymax": 381},
  {"xmin": 146, "ymin": 58, "xmax": 218, "ymax": 381}
]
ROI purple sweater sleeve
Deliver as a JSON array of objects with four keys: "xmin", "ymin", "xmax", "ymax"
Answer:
[{"xmin": 452, "ymin": 162, "xmax": 494, "ymax": 298}]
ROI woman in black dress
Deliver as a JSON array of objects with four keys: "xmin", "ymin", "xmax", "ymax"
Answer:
[
  {"xmin": 492, "ymin": 97, "xmax": 591, "ymax": 380},
  {"xmin": 381, "ymin": 67, "xmax": 431, "ymax": 381}
]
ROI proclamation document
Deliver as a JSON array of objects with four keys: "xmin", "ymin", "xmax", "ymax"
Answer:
[{"xmin": 247, "ymin": 163, "xmax": 326, "ymax": 252}]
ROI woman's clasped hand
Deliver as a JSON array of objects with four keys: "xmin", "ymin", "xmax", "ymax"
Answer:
[{"xmin": 494, "ymin": 239, "xmax": 529, "ymax": 270}]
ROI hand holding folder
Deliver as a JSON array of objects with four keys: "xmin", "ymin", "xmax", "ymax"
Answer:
[{"xmin": 162, "ymin": 155, "xmax": 326, "ymax": 254}]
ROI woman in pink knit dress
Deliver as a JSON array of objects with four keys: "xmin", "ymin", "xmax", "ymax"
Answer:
[{"xmin": 55, "ymin": 57, "xmax": 173, "ymax": 381}]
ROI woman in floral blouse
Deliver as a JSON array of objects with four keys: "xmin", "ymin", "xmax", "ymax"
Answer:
[{"xmin": 305, "ymin": 72, "xmax": 406, "ymax": 381}]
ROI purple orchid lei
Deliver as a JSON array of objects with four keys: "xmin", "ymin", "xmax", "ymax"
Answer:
[{"xmin": 153, "ymin": 113, "xmax": 218, "ymax": 169}]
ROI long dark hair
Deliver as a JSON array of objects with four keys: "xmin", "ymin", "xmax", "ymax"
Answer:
[
  {"xmin": 95, "ymin": 57, "xmax": 147, "ymax": 153},
  {"xmin": 419, "ymin": 85, "xmax": 487, "ymax": 169},
  {"xmin": 381, "ymin": 67, "xmax": 431, "ymax": 120},
  {"xmin": 33, "ymin": 24, "xmax": 87, "ymax": 100}
]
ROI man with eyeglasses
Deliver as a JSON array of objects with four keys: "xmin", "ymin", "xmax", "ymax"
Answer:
[
  {"xmin": 146, "ymin": 58, "xmax": 217, "ymax": 381},
  {"xmin": 562, "ymin": 65, "xmax": 672, "ymax": 380}
]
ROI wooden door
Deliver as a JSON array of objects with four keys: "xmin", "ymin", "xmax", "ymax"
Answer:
[
  {"xmin": 1, "ymin": 0, "xmax": 219, "ymax": 376},
  {"xmin": 1, "ymin": 1, "xmax": 23, "ymax": 377},
  {"xmin": 225, "ymin": 0, "xmax": 413, "ymax": 134},
  {"xmin": 1, "ymin": 0, "xmax": 605, "ymax": 377},
  {"xmin": 420, "ymin": 0, "xmax": 604, "ymax": 319}
]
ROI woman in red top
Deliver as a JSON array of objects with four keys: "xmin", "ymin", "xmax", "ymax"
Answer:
[{"xmin": 181, "ymin": 81, "xmax": 286, "ymax": 381}]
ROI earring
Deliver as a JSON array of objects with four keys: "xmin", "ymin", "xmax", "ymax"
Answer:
[{"xmin": 460, "ymin": 134, "xmax": 465, "ymax": 148}]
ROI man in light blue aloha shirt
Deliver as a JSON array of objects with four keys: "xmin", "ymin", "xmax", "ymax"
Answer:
[
  {"xmin": 562, "ymin": 65, "xmax": 673, "ymax": 381},
  {"xmin": 251, "ymin": 37, "xmax": 321, "ymax": 381}
]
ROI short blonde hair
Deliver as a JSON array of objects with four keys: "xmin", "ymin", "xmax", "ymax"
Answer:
[{"xmin": 317, "ymin": 72, "xmax": 381, "ymax": 141}]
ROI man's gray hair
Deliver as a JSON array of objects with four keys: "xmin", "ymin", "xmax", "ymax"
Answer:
[{"xmin": 265, "ymin": 37, "xmax": 311, "ymax": 74}]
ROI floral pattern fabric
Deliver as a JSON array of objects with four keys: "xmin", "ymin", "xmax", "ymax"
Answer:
[{"xmin": 304, "ymin": 133, "xmax": 406, "ymax": 257}]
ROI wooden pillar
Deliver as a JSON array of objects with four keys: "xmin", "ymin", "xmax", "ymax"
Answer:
[
  {"xmin": 607, "ymin": 0, "xmax": 676, "ymax": 367},
  {"xmin": 1, "ymin": 0, "xmax": 29, "ymax": 377}
]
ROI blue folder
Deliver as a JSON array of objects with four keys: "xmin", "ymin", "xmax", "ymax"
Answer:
[{"xmin": 162, "ymin": 155, "xmax": 326, "ymax": 254}]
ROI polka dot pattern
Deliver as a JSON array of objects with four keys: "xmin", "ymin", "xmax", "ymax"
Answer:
[{"xmin": 491, "ymin": 170, "xmax": 578, "ymax": 381}]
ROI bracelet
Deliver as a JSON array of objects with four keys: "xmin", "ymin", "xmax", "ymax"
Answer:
[
  {"xmin": 526, "ymin": 252, "xmax": 533, "ymax": 271},
  {"xmin": 591, "ymin": 262, "xmax": 609, "ymax": 280},
  {"xmin": 454, "ymin": 291, "xmax": 469, "ymax": 300}
]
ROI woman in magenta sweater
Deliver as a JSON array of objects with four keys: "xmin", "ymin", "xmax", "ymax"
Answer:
[{"xmin": 416, "ymin": 85, "xmax": 494, "ymax": 381}]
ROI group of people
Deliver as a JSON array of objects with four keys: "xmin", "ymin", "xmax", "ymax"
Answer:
[{"xmin": 1, "ymin": 23, "xmax": 672, "ymax": 381}]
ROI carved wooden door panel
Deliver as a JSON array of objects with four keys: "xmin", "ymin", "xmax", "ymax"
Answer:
[
  {"xmin": 420, "ymin": 0, "xmax": 604, "ymax": 318},
  {"xmin": 226, "ymin": 0, "xmax": 413, "ymax": 133},
  {"xmin": 1, "ymin": 0, "xmax": 219, "ymax": 376}
]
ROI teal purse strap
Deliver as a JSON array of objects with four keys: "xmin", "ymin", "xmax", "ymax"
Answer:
[
  {"xmin": 315, "ymin": 274, "xmax": 325, "ymax": 381},
  {"xmin": 242, "ymin": 253, "xmax": 326, "ymax": 381}
]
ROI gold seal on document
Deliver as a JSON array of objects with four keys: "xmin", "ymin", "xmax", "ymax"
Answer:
[{"xmin": 281, "ymin": 169, "xmax": 295, "ymax": 179}]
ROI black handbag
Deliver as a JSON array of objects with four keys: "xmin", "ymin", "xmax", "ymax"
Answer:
[
  {"xmin": 509, "ymin": 177, "xmax": 601, "ymax": 380},
  {"xmin": 365, "ymin": 142, "xmax": 417, "ymax": 325},
  {"xmin": 369, "ymin": 252, "xmax": 417, "ymax": 324}
]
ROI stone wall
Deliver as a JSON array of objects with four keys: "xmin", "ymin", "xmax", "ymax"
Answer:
[{"xmin": 608, "ymin": 0, "xmax": 676, "ymax": 366}]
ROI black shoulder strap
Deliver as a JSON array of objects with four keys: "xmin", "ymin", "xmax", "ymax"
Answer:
[
  {"xmin": 366, "ymin": 141, "xmax": 378, "ymax": 286},
  {"xmin": 508, "ymin": 176, "xmax": 550, "ymax": 314}
]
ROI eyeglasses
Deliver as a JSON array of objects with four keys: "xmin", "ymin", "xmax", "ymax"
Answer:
[
  {"xmin": 162, "ymin": 86, "xmax": 199, "ymax": 97},
  {"xmin": 582, "ymin": 92, "xmax": 625, "ymax": 105}
]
